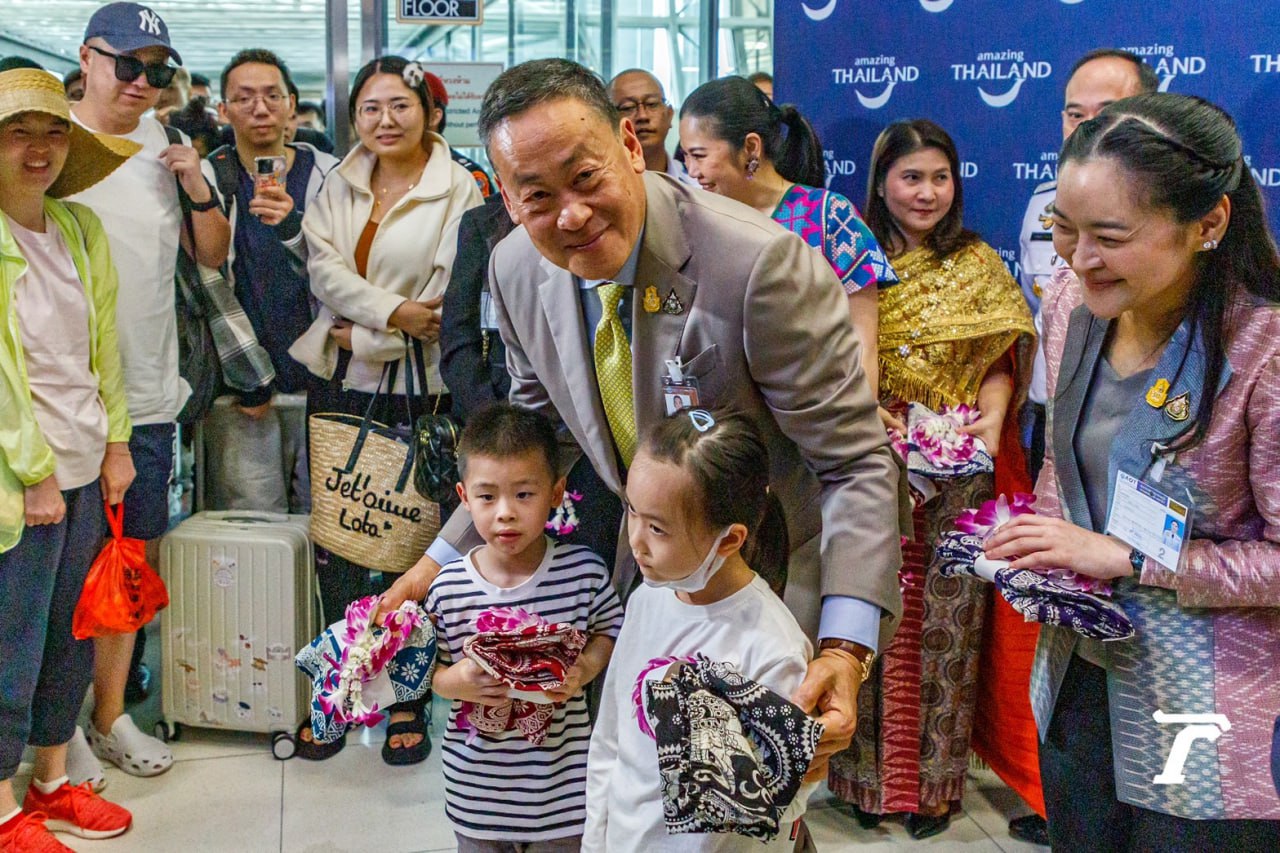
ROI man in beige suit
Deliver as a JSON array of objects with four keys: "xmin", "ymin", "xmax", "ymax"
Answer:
[{"xmin": 384, "ymin": 59, "xmax": 902, "ymax": 778}]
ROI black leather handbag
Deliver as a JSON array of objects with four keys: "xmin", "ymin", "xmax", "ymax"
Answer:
[
  {"xmin": 409, "ymin": 338, "xmax": 463, "ymax": 503},
  {"xmin": 413, "ymin": 404, "xmax": 461, "ymax": 503}
]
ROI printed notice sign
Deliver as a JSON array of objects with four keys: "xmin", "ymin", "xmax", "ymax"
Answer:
[{"xmin": 424, "ymin": 62, "xmax": 504, "ymax": 148}]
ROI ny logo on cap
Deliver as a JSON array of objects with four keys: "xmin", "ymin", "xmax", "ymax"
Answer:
[{"xmin": 138, "ymin": 8, "xmax": 162, "ymax": 36}]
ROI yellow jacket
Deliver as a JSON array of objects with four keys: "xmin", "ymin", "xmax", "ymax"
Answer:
[{"xmin": 0, "ymin": 198, "xmax": 131, "ymax": 553}]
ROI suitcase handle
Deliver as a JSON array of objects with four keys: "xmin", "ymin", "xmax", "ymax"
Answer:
[{"xmin": 199, "ymin": 510, "xmax": 292, "ymax": 525}]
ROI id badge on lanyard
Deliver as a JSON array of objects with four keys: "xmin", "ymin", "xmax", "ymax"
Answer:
[
  {"xmin": 662, "ymin": 357, "xmax": 700, "ymax": 415},
  {"xmin": 1104, "ymin": 445, "xmax": 1195, "ymax": 572}
]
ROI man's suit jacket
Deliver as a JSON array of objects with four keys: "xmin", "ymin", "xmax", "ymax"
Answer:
[
  {"xmin": 441, "ymin": 172, "xmax": 903, "ymax": 642},
  {"xmin": 440, "ymin": 192, "xmax": 516, "ymax": 416}
]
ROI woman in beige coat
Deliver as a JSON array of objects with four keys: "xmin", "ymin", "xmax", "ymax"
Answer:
[{"xmin": 291, "ymin": 55, "xmax": 481, "ymax": 764}]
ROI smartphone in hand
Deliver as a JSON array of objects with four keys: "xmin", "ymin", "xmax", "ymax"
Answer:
[{"xmin": 254, "ymin": 155, "xmax": 287, "ymax": 194}]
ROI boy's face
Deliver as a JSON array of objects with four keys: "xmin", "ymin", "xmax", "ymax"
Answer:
[{"xmin": 458, "ymin": 450, "xmax": 565, "ymax": 561}]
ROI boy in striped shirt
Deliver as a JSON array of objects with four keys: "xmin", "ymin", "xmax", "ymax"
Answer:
[{"xmin": 426, "ymin": 403, "xmax": 623, "ymax": 851}]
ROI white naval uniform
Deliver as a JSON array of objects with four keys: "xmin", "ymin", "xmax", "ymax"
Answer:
[{"xmin": 1018, "ymin": 180, "xmax": 1063, "ymax": 405}]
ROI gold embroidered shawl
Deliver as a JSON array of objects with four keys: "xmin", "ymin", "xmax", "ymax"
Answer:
[{"xmin": 878, "ymin": 241, "xmax": 1036, "ymax": 410}]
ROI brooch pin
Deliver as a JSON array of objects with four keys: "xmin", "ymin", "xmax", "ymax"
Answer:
[
  {"xmin": 1163, "ymin": 392, "xmax": 1191, "ymax": 422},
  {"xmin": 1145, "ymin": 378, "xmax": 1170, "ymax": 409},
  {"xmin": 642, "ymin": 286, "xmax": 661, "ymax": 314},
  {"xmin": 662, "ymin": 288, "xmax": 685, "ymax": 315}
]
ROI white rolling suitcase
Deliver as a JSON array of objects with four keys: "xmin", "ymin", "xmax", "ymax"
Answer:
[{"xmin": 157, "ymin": 511, "xmax": 317, "ymax": 759}]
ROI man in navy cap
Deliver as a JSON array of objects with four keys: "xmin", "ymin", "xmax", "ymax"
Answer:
[{"xmin": 66, "ymin": 2, "xmax": 230, "ymax": 792}]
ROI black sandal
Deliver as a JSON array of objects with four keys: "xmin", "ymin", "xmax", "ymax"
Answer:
[
  {"xmin": 382, "ymin": 714, "xmax": 431, "ymax": 766},
  {"xmin": 293, "ymin": 719, "xmax": 345, "ymax": 761}
]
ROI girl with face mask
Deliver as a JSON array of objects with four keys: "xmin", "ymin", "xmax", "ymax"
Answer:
[{"xmin": 584, "ymin": 409, "xmax": 818, "ymax": 852}]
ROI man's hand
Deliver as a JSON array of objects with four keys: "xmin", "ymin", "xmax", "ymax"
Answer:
[
  {"xmin": 388, "ymin": 296, "xmax": 443, "ymax": 343},
  {"xmin": 248, "ymin": 184, "xmax": 295, "ymax": 226},
  {"xmin": 159, "ymin": 143, "xmax": 213, "ymax": 203},
  {"xmin": 25, "ymin": 475, "xmax": 66, "ymax": 527},
  {"xmin": 791, "ymin": 648, "xmax": 864, "ymax": 782},
  {"xmin": 376, "ymin": 553, "xmax": 442, "ymax": 622},
  {"xmin": 99, "ymin": 442, "xmax": 136, "ymax": 506},
  {"xmin": 432, "ymin": 659, "xmax": 509, "ymax": 706}
]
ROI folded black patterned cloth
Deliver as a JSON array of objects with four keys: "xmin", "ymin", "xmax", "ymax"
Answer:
[
  {"xmin": 643, "ymin": 656, "xmax": 823, "ymax": 840},
  {"xmin": 935, "ymin": 529, "xmax": 1135, "ymax": 641}
]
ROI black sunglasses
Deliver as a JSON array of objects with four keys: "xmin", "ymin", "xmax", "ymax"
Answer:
[{"xmin": 88, "ymin": 45, "xmax": 177, "ymax": 89}]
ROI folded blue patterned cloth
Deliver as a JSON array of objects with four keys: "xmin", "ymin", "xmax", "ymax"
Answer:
[
  {"xmin": 935, "ymin": 530, "xmax": 1135, "ymax": 641},
  {"xmin": 295, "ymin": 598, "xmax": 436, "ymax": 744}
]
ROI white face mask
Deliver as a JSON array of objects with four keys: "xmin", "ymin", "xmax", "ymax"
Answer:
[{"xmin": 643, "ymin": 526, "xmax": 733, "ymax": 593}]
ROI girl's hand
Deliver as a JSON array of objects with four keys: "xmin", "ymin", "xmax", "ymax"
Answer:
[
  {"xmin": 99, "ymin": 442, "xmax": 136, "ymax": 506},
  {"xmin": 959, "ymin": 408, "xmax": 1004, "ymax": 458},
  {"xmin": 25, "ymin": 475, "xmax": 65, "ymax": 526},
  {"xmin": 432, "ymin": 659, "xmax": 508, "ymax": 705},
  {"xmin": 983, "ymin": 514, "xmax": 1132, "ymax": 580}
]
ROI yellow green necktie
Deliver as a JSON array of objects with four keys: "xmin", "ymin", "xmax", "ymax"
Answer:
[{"xmin": 593, "ymin": 282, "xmax": 637, "ymax": 466}]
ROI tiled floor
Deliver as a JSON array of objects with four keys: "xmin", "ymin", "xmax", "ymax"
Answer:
[{"xmin": 15, "ymin": 627, "xmax": 1048, "ymax": 852}]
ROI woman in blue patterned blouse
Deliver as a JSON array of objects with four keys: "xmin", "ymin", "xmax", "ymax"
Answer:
[{"xmin": 679, "ymin": 75, "xmax": 897, "ymax": 390}]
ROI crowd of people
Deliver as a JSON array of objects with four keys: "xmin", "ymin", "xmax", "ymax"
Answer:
[{"xmin": 0, "ymin": 2, "xmax": 1278, "ymax": 852}]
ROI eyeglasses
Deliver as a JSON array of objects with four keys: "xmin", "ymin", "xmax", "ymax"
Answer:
[
  {"xmin": 616, "ymin": 98, "xmax": 667, "ymax": 117},
  {"xmin": 88, "ymin": 45, "xmax": 177, "ymax": 89},
  {"xmin": 356, "ymin": 100, "xmax": 418, "ymax": 122},
  {"xmin": 227, "ymin": 92, "xmax": 288, "ymax": 112}
]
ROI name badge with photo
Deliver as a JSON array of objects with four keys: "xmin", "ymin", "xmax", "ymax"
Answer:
[
  {"xmin": 479, "ymin": 291, "xmax": 500, "ymax": 330},
  {"xmin": 1105, "ymin": 470, "xmax": 1193, "ymax": 572},
  {"xmin": 662, "ymin": 376, "xmax": 700, "ymax": 415}
]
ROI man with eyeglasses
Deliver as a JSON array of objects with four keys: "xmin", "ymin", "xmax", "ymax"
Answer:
[
  {"xmin": 198, "ymin": 49, "xmax": 338, "ymax": 514},
  {"xmin": 66, "ymin": 1, "xmax": 230, "ymax": 791},
  {"xmin": 607, "ymin": 69, "xmax": 698, "ymax": 188}
]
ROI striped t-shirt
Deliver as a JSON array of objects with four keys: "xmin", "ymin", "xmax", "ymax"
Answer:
[{"xmin": 426, "ymin": 537, "xmax": 624, "ymax": 842}]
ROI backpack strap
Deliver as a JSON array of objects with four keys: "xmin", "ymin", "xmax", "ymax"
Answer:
[
  {"xmin": 163, "ymin": 125, "xmax": 198, "ymax": 243},
  {"xmin": 206, "ymin": 144, "xmax": 241, "ymax": 216}
]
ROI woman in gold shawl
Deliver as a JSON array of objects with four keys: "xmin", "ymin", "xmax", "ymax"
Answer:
[{"xmin": 828, "ymin": 119, "xmax": 1035, "ymax": 839}]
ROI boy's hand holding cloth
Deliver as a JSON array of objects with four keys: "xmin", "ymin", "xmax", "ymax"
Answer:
[{"xmin": 458, "ymin": 606, "xmax": 587, "ymax": 745}]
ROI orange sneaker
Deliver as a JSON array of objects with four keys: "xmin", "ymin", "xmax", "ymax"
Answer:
[
  {"xmin": 21, "ymin": 782, "xmax": 131, "ymax": 839},
  {"xmin": 0, "ymin": 810, "xmax": 74, "ymax": 852}
]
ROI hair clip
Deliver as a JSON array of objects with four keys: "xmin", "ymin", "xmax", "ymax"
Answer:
[
  {"xmin": 402, "ymin": 61, "xmax": 425, "ymax": 89},
  {"xmin": 688, "ymin": 409, "xmax": 715, "ymax": 433}
]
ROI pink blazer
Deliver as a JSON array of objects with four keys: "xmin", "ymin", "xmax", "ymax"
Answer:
[{"xmin": 1031, "ymin": 267, "xmax": 1280, "ymax": 819}]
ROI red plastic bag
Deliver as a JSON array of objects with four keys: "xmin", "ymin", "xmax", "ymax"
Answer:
[{"xmin": 72, "ymin": 503, "xmax": 169, "ymax": 639}]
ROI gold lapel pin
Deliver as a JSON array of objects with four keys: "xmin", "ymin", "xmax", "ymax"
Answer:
[
  {"xmin": 1145, "ymin": 378, "xmax": 1170, "ymax": 409},
  {"xmin": 642, "ymin": 285, "xmax": 661, "ymax": 314}
]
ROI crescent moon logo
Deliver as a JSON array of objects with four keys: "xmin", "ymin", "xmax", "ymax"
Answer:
[
  {"xmin": 855, "ymin": 82, "xmax": 897, "ymax": 110},
  {"xmin": 802, "ymin": 0, "xmax": 838, "ymax": 21},
  {"xmin": 1060, "ymin": 0, "xmax": 1085, "ymax": 4},
  {"xmin": 919, "ymin": 0, "xmax": 955, "ymax": 11},
  {"xmin": 978, "ymin": 77, "xmax": 1027, "ymax": 108}
]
